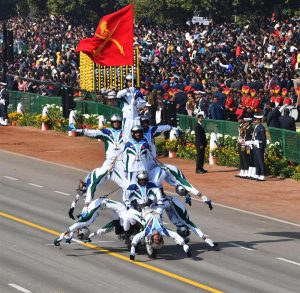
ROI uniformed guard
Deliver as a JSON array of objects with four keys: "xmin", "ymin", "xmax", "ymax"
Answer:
[
  {"xmin": 252, "ymin": 113, "xmax": 267, "ymax": 181},
  {"xmin": 0, "ymin": 82, "xmax": 9, "ymax": 126},
  {"xmin": 243, "ymin": 117, "xmax": 255, "ymax": 179},
  {"xmin": 235, "ymin": 116, "xmax": 247, "ymax": 178}
]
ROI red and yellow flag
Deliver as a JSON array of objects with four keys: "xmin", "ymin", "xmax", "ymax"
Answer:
[{"xmin": 76, "ymin": 4, "xmax": 134, "ymax": 66}]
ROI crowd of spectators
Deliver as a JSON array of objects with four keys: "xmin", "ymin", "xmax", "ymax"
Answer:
[{"xmin": 2, "ymin": 14, "xmax": 300, "ymax": 127}]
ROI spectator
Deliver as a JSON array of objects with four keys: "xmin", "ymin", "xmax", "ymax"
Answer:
[
  {"xmin": 209, "ymin": 96, "xmax": 225, "ymax": 120},
  {"xmin": 266, "ymin": 102, "xmax": 281, "ymax": 128},
  {"xmin": 279, "ymin": 108, "xmax": 296, "ymax": 131}
]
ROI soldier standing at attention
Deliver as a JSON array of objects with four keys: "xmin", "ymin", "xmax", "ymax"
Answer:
[{"xmin": 252, "ymin": 114, "xmax": 267, "ymax": 181}]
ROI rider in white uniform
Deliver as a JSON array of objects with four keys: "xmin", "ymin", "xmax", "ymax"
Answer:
[
  {"xmin": 130, "ymin": 206, "xmax": 191, "ymax": 260},
  {"xmin": 76, "ymin": 114, "xmax": 129, "ymax": 213},
  {"xmin": 122, "ymin": 126, "xmax": 153, "ymax": 182},
  {"xmin": 116, "ymin": 75, "xmax": 146, "ymax": 142}
]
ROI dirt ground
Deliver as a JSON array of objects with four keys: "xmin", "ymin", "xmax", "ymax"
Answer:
[{"xmin": 0, "ymin": 126, "xmax": 299, "ymax": 224}]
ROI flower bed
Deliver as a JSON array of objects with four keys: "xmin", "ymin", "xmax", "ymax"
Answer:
[{"xmin": 157, "ymin": 129, "xmax": 300, "ymax": 181}]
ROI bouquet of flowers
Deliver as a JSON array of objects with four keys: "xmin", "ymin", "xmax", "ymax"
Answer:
[
  {"xmin": 8, "ymin": 112, "xmax": 21, "ymax": 121},
  {"xmin": 165, "ymin": 139, "xmax": 178, "ymax": 151},
  {"xmin": 41, "ymin": 115, "xmax": 51, "ymax": 124},
  {"xmin": 210, "ymin": 147, "xmax": 219, "ymax": 158}
]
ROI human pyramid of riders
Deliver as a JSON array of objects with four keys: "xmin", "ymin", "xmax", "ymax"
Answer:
[{"xmin": 54, "ymin": 75, "xmax": 217, "ymax": 260}]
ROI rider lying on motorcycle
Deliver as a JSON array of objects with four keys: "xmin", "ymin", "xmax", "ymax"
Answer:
[{"xmin": 130, "ymin": 206, "xmax": 191, "ymax": 261}]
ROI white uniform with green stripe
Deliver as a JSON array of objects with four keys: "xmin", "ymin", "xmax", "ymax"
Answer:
[
  {"xmin": 81, "ymin": 127, "xmax": 124, "ymax": 170},
  {"xmin": 85, "ymin": 166, "xmax": 128, "ymax": 205},
  {"xmin": 150, "ymin": 162, "xmax": 200, "ymax": 196},
  {"xmin": 57, "ymin": 197, "xmax": 105, "ymax": 242},
  {"xmin": 122, "ymin": 138, "xmax": 152, "ymax": 182},
  {"xmin": 116, "ymin": 87, "xmax": 146, "ymax": 141},
  {"xmin": 154, "ymin": 195, "xmax": 206, "ymax": 239}
]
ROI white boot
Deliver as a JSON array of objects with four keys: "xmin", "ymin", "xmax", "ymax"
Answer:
[
  {"xmin": 3, "ymin": 119, "xmax": 8, "ymax": 126},
  {"xmin": 240, "ymin": 170, "xmax": 247, "ymax": 178},
  {"xmin": 96, "ymin": 228, "xmax": 107, "ymax": 236},
  {"xmin": 0, "ymin": 117, "xmax": 3, "ymax": 125},
  {"xmin": 244, "ymin": 169, "xmax": 250, "ymax": 178},
  {"xmin": 251, "ymin": 167, "xmax": 258, "ymax": 180},
  {"xmin": 247, "ymin": 167, "xmax": 254, "ymax": 178},
  {"xmin": 204, "ymin": 237, "xmax": 215, "ymax": 247},
  {"xmin": 258, "ymin": 175, "xmax": 266, "ymax": 181},
  {"xmin": 236, "ymin": 170, "xmax": 244, "ymax": 177}
]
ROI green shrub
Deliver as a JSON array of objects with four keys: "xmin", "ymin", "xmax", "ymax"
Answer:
[
  {"xmin": 280, "ymin": 166, "xmax": 295, "ymax": 179},
  {"xmin": 155, "ymin": 137, "xmax": 167, "ymax": 156}
]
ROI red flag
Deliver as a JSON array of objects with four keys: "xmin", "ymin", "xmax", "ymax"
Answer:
[{"xmin": 76, "ymin": 4, "xmax": 134, "ymax": 66}]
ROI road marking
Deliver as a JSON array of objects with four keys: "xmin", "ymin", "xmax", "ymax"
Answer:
[
  {"xmin": 28, "ymin": 183, "xmax": 43, "ymax": 188},
  {"xmin": 0, "ymin": 211, "xmax": 224, "ymax": 293},
  {"xmin": 276, "ymin": 257, "xmax": 300, "ymax": 267},
  {"xmin": 229, "ymin": 242, "xmax": 254, "ymax": 251},
  {"xmin": 54, "ymin": 191, "xmax": 70, "ymax": 196},
  {"xmin": 2, "ymin": 149, "xmax": 299, "ymax": 227},
  {"xmin": 4, "ymin": 176, "xmax": 18, "ymax": 181},
  {"xmin": 8, "ymin": 283, "xmax": 31, "ymax": 293}
]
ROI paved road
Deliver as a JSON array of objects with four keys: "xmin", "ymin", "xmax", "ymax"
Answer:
[{"xmin": 0, "ymin": 151, "xmax": 299, "ymax": 293}]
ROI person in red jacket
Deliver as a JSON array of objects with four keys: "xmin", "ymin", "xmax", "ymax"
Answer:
[
  {"xmin": 282, "ymin": 88, "xmax": 292, "ymax": 105},
  {"xmin": 236, "ymin": 85, "xmax": 250, "ymax": 118},
  {"xmin": 249, "ymin": 89, "xmax": 261, "ymax": 114},
  {"xmin": 224, "ymin": 87, "xmax": 236, "ymax": 121}
]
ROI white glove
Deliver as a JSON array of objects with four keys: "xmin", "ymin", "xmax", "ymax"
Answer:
[
  {"xmin": 157, "ymin": 199, "xmax": 163, "ymax": 205},
  {"xmin": 125, "ymin": 200, "xmax": 131, "ymax": 210},
  {"xmin": 0, "ymin": 99, "xmax": 4, "ymax": 105},
  {"xmin": 201, "ymin": 195, "xmax": 210, "ymax": 202},
  {"xmin": 75, "ymin": 129, "xmax": 85, "ymax": 134},
  {"xmin": 254, "ymin": 140, "xmax": 260, "ymax": 148}
]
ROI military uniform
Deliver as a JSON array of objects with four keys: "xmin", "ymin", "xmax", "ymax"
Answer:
[
  {"xmin": 0, "ymin": 83, "xmax": 9, "ymax": 126},
  {"xmin": 243, "ymin": 119, "xmax": 255, "ymax": 179},
  {"xmin": 252, "ymin": 114, "xmax": 267, "ymax": 181},
  {"xmin": 236, "ymin": 119, "xmax": 247, "ymax": 177}
]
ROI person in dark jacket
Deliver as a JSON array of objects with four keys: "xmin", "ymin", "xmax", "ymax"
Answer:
[
  {"xmin": 209, "ymin": 96, "xmax": 225, "ymax": 120},
  {"xmin": 253, "ymin": 114, "xmax": 267, "ymax": 181},
  {"xmin": 279, "ymin": 108, "xmax": 296, "ymax": 131},
  {"xmin": 266, "ymin": 102, "xmax": 281, "ymax": 128},
  {"xmin": 194, "ymin": 112, "xmax": 207, "ymax": 174}
]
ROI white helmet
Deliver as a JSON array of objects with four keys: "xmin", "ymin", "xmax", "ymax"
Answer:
[
  {"xmin": 175, "ymin": 185, "xmax": 188, "ymax": 196},
  {"xmin": 126, "ymin": 74, "xmax": 136, "ymax": 81},
  {"xmin": 110, "ymin": 114, "xmax": 122, "ymax": 122},
  {"xmin": 77, "ymin": 227, "xmax": 90, "ymax": 241},
  {"xmin": 136, "ymin": 170, "xmax": 149, "ymax": 181}
]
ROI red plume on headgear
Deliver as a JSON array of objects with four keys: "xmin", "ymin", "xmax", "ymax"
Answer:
[{"xmin": 281, "ymin": 88, "xmax": 288, "ymax": 96}]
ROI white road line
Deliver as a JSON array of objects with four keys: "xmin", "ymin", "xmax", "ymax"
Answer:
[
  {"xmin": 8, "ymin": 283, "xmax": 31, "ymax": 293},
  {"xmin": 229, "ymin": 242, "xmax": 254, "ymax": 251},
  {"xmin": 276, "ymin": 257, "xmax": 300, "ymax": 267},
  {"xmin": 3, "ymin": 176, "xmax": 18, "ymax": 181},
  {"xmin": 28, "ymin": 183, "xmax": 43, "ymax": 188},
  {"xmin": 2, "ymin": 149, "xmax": 300, "ymax": 228},
  {"xmin": 54, "ymin": 190, "xmax": 70, "ymax": 196}
]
